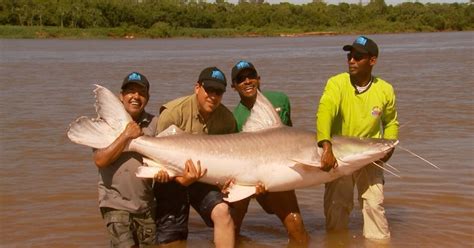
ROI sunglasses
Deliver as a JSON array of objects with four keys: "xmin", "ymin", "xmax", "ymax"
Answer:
[
  {"xmin": 235, "ymin": 71, "xmax": 258, "ymax": 84},
  {"xmin": 346, "ymin": 52, "xmax": 369, "ymax": 61},
  {"xmin": 203, "ymin": 86, "xmax": 224, "ymax": 96}
]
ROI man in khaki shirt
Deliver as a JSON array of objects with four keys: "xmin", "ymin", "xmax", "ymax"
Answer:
[{"xmin": 153, "ymin": 67, "xmax": 236, "ymax": 247}]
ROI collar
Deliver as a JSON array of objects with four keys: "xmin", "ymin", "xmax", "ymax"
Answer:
[
  {"xmin": 136, "ymin": 111, "xmax": 152, "ymax": 126},
  {"xmin": 352, "ymin": 75, "xmax": 374, "ymax": 94}
]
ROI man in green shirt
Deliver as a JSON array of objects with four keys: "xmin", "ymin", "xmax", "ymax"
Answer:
[
  {"xmin": 230, "ymin": 60, "xmax": 309, "ymax": 246},
  {"xmin": 316, "ymin": 36, "xmax": 399, "ymax": 240},
  {"xmin": 153, "ymin": 67, "xmax": 236, "ymax": 247}
]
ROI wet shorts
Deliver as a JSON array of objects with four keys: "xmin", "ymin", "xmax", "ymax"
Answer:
[
  {"xmin": 231, "ymin": 190, "xmax": 300, "ymax": 217},
  {"xmin": 188, "ymin": 182, "xmax": 226, "ymax": 227},
  {"xmin": 153, "ymin": 181, "xmax": 225, "ymax": 244},
  {"xmin": 154, "ymin": 181, "xmax": 189, "ymax": 245},
  {"xmin": 256, "ymin": 190, "xmax": 300, "ymax": 215},
  {"xmin": 100, "ymin": 207, "xmax": 156, "ymax": 248}
]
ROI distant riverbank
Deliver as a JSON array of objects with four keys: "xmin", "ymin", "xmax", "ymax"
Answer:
[
  {"xmin": 1, "ymin": 25, "xmax": 470, "ymax": 40},
  {"xmin": 0, "ymin": 25, "xmax": 338, "ymax": 39}
]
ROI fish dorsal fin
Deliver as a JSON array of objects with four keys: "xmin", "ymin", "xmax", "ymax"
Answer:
[
  {"xmin": 242, "ymin": 90, "xmax": 283, "ymax": 132},
  {"xmin": 156, "ymin": 124, "xmax": 185, "ymax": 137}
]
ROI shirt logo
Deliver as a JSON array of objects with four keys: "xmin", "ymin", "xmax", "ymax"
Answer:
[
  {"xmin": 371, "ymin": 106, "xmax": 382, "ymax": 117},
  {"xmin": 355, "ymin": 36, "xmax": 368, "ymax": 46},
  {"xmin": 128, "ymin": 72, "xmax": 141, "ymax": 81},
  {"xmin": 211, "ymin": 70, "xmax": 225, "ymax": 80}
]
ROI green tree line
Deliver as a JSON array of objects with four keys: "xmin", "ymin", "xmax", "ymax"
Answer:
[{"xmin": 0, "ymin": 0, "xmax": 472, "ymax": 38}]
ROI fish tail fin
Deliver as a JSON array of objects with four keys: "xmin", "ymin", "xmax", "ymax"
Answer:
[
  {"xmin": 241, "ymin": 90, "xmax": 283, "ymax": 132},
  {"xmin": 67, "ymin": 85, "xmax": 132, "ymax": 149}
]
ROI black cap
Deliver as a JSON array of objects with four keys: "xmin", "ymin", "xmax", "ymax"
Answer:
[
  {"xmin": 343, "ymin": 36, "xmax": 379, "ymax": 57},
  {"xmin": 198, "ymin": 67, "xmax": 227, "ymax": 92},
  {"xmin": 122, "ymin": 72, "xmax": 150, "ymax": 92},
  {"xmin": 231, "ymin": 60, "xmax": 258, "ymax": 84}
]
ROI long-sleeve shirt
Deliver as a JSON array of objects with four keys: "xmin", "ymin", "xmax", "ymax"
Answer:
[{"xmin": 316, "ymin": 72, "xmax": 399, "ymax": 143}]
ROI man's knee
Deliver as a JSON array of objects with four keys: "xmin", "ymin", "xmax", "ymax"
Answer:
[
  {"xmin": 211, "ymin": 203, "xmax": 232, "ymax": 223},
  {"xmin": 283, "ymin": 213, "xmax": 306, "ymax": 233},
  {"xmin": 363, "ymin": 195, "xmax": 384, "ymax": 209},
  {"xmin": 281, "ymin": 212, "xmax": 308, "ymax": 245},
  {"xmin": 325, "ymin": 198, "xmax": 353, "ymax": 216},
  {"xmin": 362, "ymin": 198, "xmax": 386, "ymax": 220},
  {"xmin": 325, "ymin": 202, "xmax": 352, "ymax": 231}
]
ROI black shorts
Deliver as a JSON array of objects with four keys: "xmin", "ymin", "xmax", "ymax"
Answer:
[
  {"xmin": 255, "ymin": 190, "xmax": 300, "ymax": 215},
  {"xmin": 154, "ymin": 181, "xmax": 189, "ymax": 245},
  {"xmin": 153, "ymin": 181, "xmax": 225, "ymax": 244},
  {"xmin": 188, "ymin": 182, "xmax": 225, "ymax": 227}
]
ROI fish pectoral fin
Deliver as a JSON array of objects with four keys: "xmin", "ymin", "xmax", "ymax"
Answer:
[
  {"xmin": 223, "ymin": 184, "xmax": 256, "ymax": 203},
  {"xmin": 136, "ymin": 158, "xmax": 177, "ymax": 178},
  {"xmin": 289, "ymin": 159, "xmax": 321, "ymax": 168},
  {"xmin": 135, "ymin": 166, "xmax": 177, "ymax": 178},
  {"xmin": 135, "ymin": 166, "xmax": 161, "ymax": 178},
  {"xmin": 156, "ymin": 124, "xmax": 185, "ymax": 137}
]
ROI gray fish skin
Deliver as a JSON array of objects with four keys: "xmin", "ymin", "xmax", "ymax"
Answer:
[{"xmin": 130, "ymin": 126, "xmax": 396, "ymax": 192}]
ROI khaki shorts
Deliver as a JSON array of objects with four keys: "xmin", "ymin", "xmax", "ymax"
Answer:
[{"xmin": 101, "ymin": 207, "xmax": 156, "ymax": 248}]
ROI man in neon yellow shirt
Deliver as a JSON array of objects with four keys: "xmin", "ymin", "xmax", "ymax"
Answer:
[{"xmin": 316, "ymin": 36, "xmax": 399, "ymax": 240}]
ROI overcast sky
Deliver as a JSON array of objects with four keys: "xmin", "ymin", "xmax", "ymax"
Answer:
[{"xmin": 228, "ymin": 0, "xmax": 469, "ymax": 5}]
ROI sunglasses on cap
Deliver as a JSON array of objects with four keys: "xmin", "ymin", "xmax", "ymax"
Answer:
[
  {"xmin": 346, "ymin": 52, "xmax": 370, "ymax": 61},
  {"xmin": 235, "ymin": 71, "xmax": 258, "ymax": 84}
]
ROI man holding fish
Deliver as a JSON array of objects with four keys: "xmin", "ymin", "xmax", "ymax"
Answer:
[
  {"xmin": 92, "ymin": 72, "xmax": 158, "ymax": 247},
  {"xmin": 92, "ymin": 72, "xmax": 207, "ymax": 247},
  {"xmin": 153, "ymin": 66, "xmax": 236, "ymax": 247},
  {"xmin": 229, "ymin": 60, "xmax": 309, "ymax": 246},
  {"xmin": 316, "ymin": 36, "xmax": 399, "ymax": 240}
]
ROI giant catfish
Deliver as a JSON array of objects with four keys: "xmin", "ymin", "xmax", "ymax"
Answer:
[{"xmin": 67, "ymin": 85, "xmax": 397, "ymax": 202}]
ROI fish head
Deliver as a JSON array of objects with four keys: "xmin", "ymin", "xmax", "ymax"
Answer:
[{"xmin": 331, "ymin": 136, "xmax": 398, "ymax": 168}]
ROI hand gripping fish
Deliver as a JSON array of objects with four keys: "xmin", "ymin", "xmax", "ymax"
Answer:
[{"xmin": 67, "ymin": 85, "xmax": 398, "ymax": 202}]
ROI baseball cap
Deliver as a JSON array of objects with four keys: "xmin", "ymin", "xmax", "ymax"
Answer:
[
  {"xmin": 343, "ymin": 36, "xmax": 379, "ymax": 57},
  {"xmin": 198, "ymin": 67, "xmax": 227, "ymax": 92},
  {"xmin": 122, "ymin": 72, "xmax": 150, "ymax": 92},
  {"xmin": 231, "ymin": 60, "xmax": 258, "ymax": 84}
]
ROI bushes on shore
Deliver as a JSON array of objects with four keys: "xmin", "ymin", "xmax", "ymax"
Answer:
[{"xmin": 1, "ymin": 0, "xmax": 472, "ymax": 38}]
